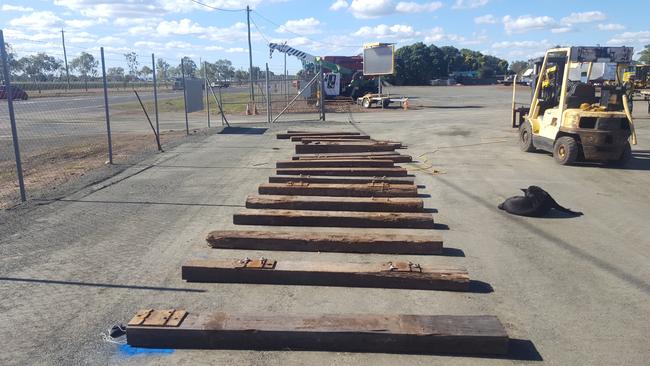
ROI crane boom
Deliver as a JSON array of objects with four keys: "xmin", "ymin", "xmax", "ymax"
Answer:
[{"xmin": 269, "ymin": 42, "xmax": 316, "ymax": 64}]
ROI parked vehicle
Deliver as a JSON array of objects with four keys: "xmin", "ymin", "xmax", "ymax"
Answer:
[
  {"xmin": 210, "ymin": 81, "xmax": 230, "ymax": 88},
  {"xmin": 0, "ymin": 85, "xmax": 29, "ymax": 100},
  {"xmin": 172, "ymin": 78, "xmax": 184, "ymax": 90}
]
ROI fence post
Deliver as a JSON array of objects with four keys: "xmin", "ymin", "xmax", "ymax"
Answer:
[
  {"xmin": 265, "ymin": 63, "xmax": 271, "ymax": 123},
  {"xmin": 204, "ymin": 61, "xmax": 210, "ymax": 128},
  {"xmin": 152, "ymin": 53, "xmax": 160, "ymax": 139},
  {"xmin": 319, "ymin": 65, "xmax": 325, "ymax": 121},
  {"xmin": 0, "ymin": 30, "xmax": 26, "ymax": 201},
  {"xmin": 100, "ymin": 47, "xmax": 113, "ymax": 164},
  {"xmin": 219, "ymin": 83, "xmax": 224, "ymax": 125},
  {"xmin": 181, "ymin": 58, "xmax": 189, "ymax": 135}
]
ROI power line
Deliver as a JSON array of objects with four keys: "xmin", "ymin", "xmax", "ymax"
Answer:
[
  {"xmin": 251, "ymin": 10, "xmax": 361, "ymax": 49},
  {"xmin": 188, "ymin": 0, "xmax": 246, "ymax": 12},
  {"xmin": 249, "ymin": 16, "xmax": 270, "ymax": 45}
]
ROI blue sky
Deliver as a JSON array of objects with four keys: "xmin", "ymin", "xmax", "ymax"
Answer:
[{"xmin": 1, "ymin": 0, "xmax": 648, "ymax": 74}]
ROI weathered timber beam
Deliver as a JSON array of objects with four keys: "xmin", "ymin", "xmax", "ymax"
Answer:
[
  {"xmin": 233, "ymin": 209, "xmax": 435, "ymax": 228},
  {"xmin": 293, "ymin": 151, "xmax": 402, "ymax": 158},
  {"xmin": 297, "ymin": 138, "xmax": 381, "ymax": 144},
  {"xmin": 268, "ymin": 175, "xmax": 415, "ymax": 185},
  {"xmin": 290, "ymin": 135, "xmax": 371, "ymax": 141},
  {"xmin": 126, "ymin": 311, "xmax": 509, "ymax": 355},
  {"xmin": 276, "ymin": 159, "xmax": 394, "ymax": 168},
  {"xmin": 295, "ymin": 143, "xmax": 399, "ymax": 154},
  {"xmin": 301, "ymin": 139, "xmax": 402, "ymax": 147},
  {"xmin": 182, "ymin": 258, "xmax": 468, "ymax": 291},
  {"xmin": 277, "ymin": 131, "xmax": 361, "ymax": 139},
  {"xmin": 276, "ymin": 167, "xmax": 408, "ymax": 177},
  {"xmin": 246, "ymin": 195, "xmax": 424, "ymax": 212},
  {"xmin": 206, "ymin": 230, "xmax": 443, "ymax": 254},
  {"xmin": 294, "ymin": 154, "xmax": 412, "ymax": 163},
  {"xmin": 258, "ymin": 183, "xmax": 418, "ymax": 197}
]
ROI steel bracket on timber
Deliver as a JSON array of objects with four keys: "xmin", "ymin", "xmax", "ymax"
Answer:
[
  {"xmin": 182, "ymin": 258, "xmax": 469, "ymax": 291},
  {"xmin": 290, "ymin": 135, "xmax": 371, "ymax": 141},
  {"xmin": 246, "ymin": 195, "xmax": 424, "ymax": 212},
  {"xmin": 295, "ymin": 143, "xmax": 400, "ymax": 154},
  {"xmin": 276, "ymin": 167, "xmax": 408, "ymax": 177},
  {"xmin": 126, "ymin": 311, "xmax": 509, "ymax": 355},
  {"xmin": 276, "ymin": 159, "xmax": 395, "ymax": 168},
  {"xmin": 277, "ymin": 131, "xmax": 361, "ymax": 139},
  {"xmin": 268, "ymin": 175, "xmax": 415, "ymax": 185},
  {"xmin": 258, "ymin": 182, "xmax": 418, "ymax": 197},
  {"xmin": 233, "ymin": 209, "xmax": 435, "ymax": 228}
]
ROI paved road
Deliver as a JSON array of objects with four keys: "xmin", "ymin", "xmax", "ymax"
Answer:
[
  {"xmin": 0, "ymin": 85, "xmax": 648, "ymax": 365},
  {"xmin": 0, "ymin": 90, "xmax": 181, "ymax": 115}
]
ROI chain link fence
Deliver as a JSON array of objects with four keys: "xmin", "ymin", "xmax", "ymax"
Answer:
[{"xmin": 1, "ymin": 31, "xmax": 355, "ymax": 209}]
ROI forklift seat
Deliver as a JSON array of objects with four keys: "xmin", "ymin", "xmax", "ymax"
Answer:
[{"xmin": 566, "ymin": 82, "xmax": 597, "ymax": 108}]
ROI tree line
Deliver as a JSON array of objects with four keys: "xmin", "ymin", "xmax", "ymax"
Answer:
[
  {"xmin": 0, "ymin": 43, "xmax": 260, "ymax": 86},
  {"xmin": 388, "ymin": 42, "xmax": 510, "ymax": 85}
]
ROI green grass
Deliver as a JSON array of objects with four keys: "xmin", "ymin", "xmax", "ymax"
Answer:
[{"xmin": 112, "ymin": 92, "xmax": 250, "ymax": 115}]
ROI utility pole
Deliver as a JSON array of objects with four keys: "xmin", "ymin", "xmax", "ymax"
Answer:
[
  {"xmin": 284, "ymin": 52, "xmax": 288, "ymax": 106},
  {"xmin": 61, "ymin": 29, "xmax": 70, "ymax": 90},
  {"xmin": 246, "ymin": 5, "xmax": 255, "ymax": 112}
]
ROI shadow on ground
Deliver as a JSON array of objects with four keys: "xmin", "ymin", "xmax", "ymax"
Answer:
[
  {"xmin": 0, "ymin": 276, "xmax": 205, "ymax": 293},
  {"xmin": 219, "ymin": 127, "xmax": 268, "ymax": 135}
]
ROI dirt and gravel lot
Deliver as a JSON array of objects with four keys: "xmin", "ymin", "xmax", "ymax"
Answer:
[{"xmin": 0, "ymin": 85, "xmax": 648, "ymax": 365}]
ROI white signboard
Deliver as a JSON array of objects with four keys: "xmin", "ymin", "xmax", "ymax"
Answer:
[
  {"xmin": 363, "ymin": 44, "xmax": 394, "ymax": 76},
  {"xmin": 323, "ymin": 73, "xmax": 340, "ymax": 97}
]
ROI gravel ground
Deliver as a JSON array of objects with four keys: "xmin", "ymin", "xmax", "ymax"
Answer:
[{"xmin": 0, "ymin": 85, "xmax": 648, "ymax": 365}]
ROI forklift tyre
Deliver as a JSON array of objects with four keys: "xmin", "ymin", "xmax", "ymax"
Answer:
[
  {"xmin": 362, "ymin": 98, "xmax": 371, "ymax": 108},
  {"xmin": 609, "ymin": 142, "xmax": 632, "ymax": 167},
  {"xmin": 382, "ymin": 99, "xmax": 390, "ymax": 108},
  {"xmin": 519, "ymin": 121, "xmax": 536, "ymax": 152},
  {"xmin": 553, "ymin": 136, "xmax": 579, "ymax": 165}
]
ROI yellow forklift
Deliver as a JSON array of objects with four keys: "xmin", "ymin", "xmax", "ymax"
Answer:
[{"xmin": 513, "ymin": 46, "xmax": 636, "ymax": 166}]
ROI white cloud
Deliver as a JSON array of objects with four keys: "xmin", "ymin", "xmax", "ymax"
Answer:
[
  {"xmin": 502, "ymin": 15, "xmax": 555, "ymax": 34},
  {"xmin": 156, "ymin": 19, "xmax": 206, "ymax": 35},
  {"xmin": 9, "ymin": 11, "xmax": 63, "ymax": 31},
  {"xmin": 65, "ymin": 18, "xmax": 107, "ymax": 29},
  {"xmin": 330, "ymin": 0, "xmax": 348, "ymax": 11},
  {"xmin": 67, "ymin": 32, "xmax": 97, "ymax": 44},
  {"xmin": 452, "ymin": 0, "xmax": 488, "ymax": 9},
  {"xmin": 97, "ymin": 36, "xmax": 125, "ymax": 45},
  {"xmin": 474, "ymin": 14, "xmax": 497, "ymax": 24},
  {"xmin": 551, "ymin": 27, "xmax": 574, "ymax": 34},
  {"xmin": 395, "ymin": 1, "xmax": 443, "ymax": 13},
  {"xmin": 205, "ymin": 45, "xmax": 224, "ymax": 51},
  {"xmin": 492, "ymin": 40, "xmax": 550, "ymax": 49},
  {"xmin": 276, "ymin": 18, "xmax": 322, "ymax": 35},
  {"xmin": 134, "ymin": 41, "xmax": 163, "ymax": 49},
  {"xmin": 598, "ymin": 23, "xmax": 625, "ymax": 31},
  {"xmin": 422, "ymin": 27, "xmax": 445, "ymax": 42},
  {"xmin": 490, "ymin": 40, "xmax": 552, "ymax": 61},
  {"xmin": 353, "ymin": 24, "xmax": 418, "ymax": 40},
  {"xmin": 165, "ymin": 40, "xmax": 192, "ymax": 49},
  {"xmin": 607, "ymin": 31, "xmax": 650, "ymax": 45},
  {"xmin": 561, "ymin": 11, "xmax": 605, "ymax": 24},
  {"xmin": 4, "ymin": 29, "xmax": 61, "ymax": 43},
  {"xmin": 1, "ymin": 4, "xmax": 34, "ymax": 12},
  {"xmin": 54, "ymin": 0, "xmax": 163, "ymax": 18},
  {"xmin": 348, "ymin": 0, "xmax": 442, "ymax": 18},
  {"xmin": 348, "ymin": 0, "xmax": 394, "ymax": 19},
  {"xmin": 226, "ymin": 47, "xmax": 247, "ymax": 53},
  {"xmin": 54, "ymin": 0, "xmax": 261, "ymax": 18},
  {"xmin": 128, "ymin": 25, "xmax": 156, "ymax": 35},
  {"xmin": 198, "ymin": 22, "xmax": 254, "ymax": 43},
  {"xmin": 421, "ymin": 27, "xmax": 486, "ymax": 45}
]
